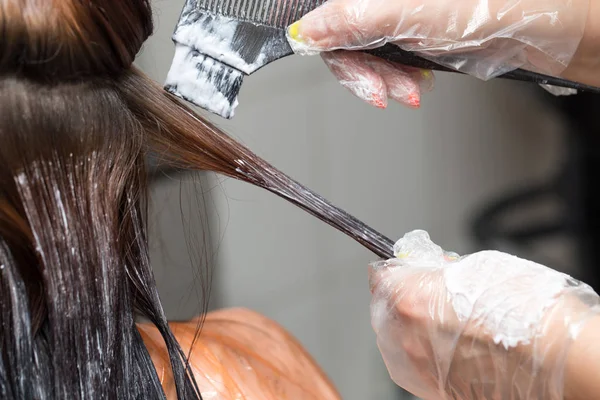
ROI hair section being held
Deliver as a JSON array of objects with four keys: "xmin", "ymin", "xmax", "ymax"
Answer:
[{"xmin": 122, "ymin": 70, "xmax": 394, "ymax": 258}]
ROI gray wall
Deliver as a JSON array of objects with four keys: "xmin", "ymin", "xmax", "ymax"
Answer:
[{"xmin": 141, "ymin": 1, "xmax": 567, "ymax": 398}]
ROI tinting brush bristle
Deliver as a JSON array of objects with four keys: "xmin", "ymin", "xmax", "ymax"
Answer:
[{"xmin": 165, "ymin": 44, "xmax": 243, "ymax": 119}]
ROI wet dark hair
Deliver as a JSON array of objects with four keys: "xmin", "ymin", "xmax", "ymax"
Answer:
[{"xmin": 0, "ymin": 1, "xmax": 392, "ymax": 399}]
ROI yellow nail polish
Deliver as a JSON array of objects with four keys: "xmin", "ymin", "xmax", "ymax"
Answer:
[
  {"xmin": 288, "ymin": 21, "xmax": 302, "ymax": 42},
  {"xmin": 421, "ymin": 70, "xmax": 432, "ymax": 79}
]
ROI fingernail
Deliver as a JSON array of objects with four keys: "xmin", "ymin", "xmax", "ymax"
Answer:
[
  {"xmin": 372, "ymin": 93, "xmax": 387, "ymax": 109},
  {"xmin": 339, "ymin": 80, "xmax": 387, "ymax": 109},
  {"xmin": 287, "ymin": 21, "xmax": 320, "ymax": 55},
  {"xmin": 383, "ymin": 70, "xmax": 422, "ymax": 109},
  {"xmin": 287, "ymin": 21, "xmax": 302, "ymax": 43},
  {"xmin": 443, "ymin": 251, "xmax": 460, "ymax": 262},
  {"xmin": 392, "ymin": 91, "xmax": 420, "ymax": 108},
  {"xmin": 418, "ymin": 69, "xmax": 435, "ymax": 92},
  {"xmin": 408, "ymin": 93, "xmax": 420, "ymax": 108}
]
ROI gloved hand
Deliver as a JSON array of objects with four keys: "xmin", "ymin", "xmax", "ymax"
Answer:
[
  {"xmin": 286, "ymin": 0, "xmax": 589, "ymax": 108},
  {"xmin": 369, "ymin": 230, "xmax": 600, "ymax": 399}
]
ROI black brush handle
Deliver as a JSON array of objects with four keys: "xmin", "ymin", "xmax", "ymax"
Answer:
[{"xmin": 365, "ymin": 44, "xmax": 600, "ymax": 94}]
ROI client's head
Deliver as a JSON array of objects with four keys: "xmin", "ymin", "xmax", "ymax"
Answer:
[{"xmin": 0, "ymin": 0, "xmax": 152, "ymax": 79}]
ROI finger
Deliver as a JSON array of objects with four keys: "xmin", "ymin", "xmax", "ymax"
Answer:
[
  {"xmin": 369, "ymin": 260, "xmax": 439, "ymax": 307},
  {"xmin": 321, "ymin": 51, "xmax": 388, "ymax": 108},
  {"xmin": 365, "ymin": 56, "xmax": 422, "ymax": 108},
  {"xmin": 323, "ymin": 51, "xmax": 433, "ymax": 108},
  {"xmin": 287, "ymin": 0, "xmax": 543, "ymax": 52},
  {"xmin": 287, "ymin": 0, "xmax": 406, "ymax": 53},
  {"xmin": 369, "ymin": 263, "xmax": 452, "ymax": 399}
]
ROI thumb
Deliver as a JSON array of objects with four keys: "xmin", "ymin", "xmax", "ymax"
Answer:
[{"xmin": 287, "ymin": 0, "xmax": 404, "ymax": 54}]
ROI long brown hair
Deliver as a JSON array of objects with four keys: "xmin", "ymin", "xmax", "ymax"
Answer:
[{"xmin": 0, "ymin": 0, "xmax": 392, "ymax": 399}]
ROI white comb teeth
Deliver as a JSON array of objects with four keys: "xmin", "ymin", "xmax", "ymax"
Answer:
[{"xmin": 192, "ymin": 0, "xmax": 327, "ymax": 29}]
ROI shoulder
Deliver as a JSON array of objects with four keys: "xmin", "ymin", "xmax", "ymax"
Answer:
[{"xmin": 138, "ymin": 308, "xmax": 340, "ymax": 400}]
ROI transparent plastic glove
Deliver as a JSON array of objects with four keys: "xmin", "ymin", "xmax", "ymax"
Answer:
[
  {"xmin": 287, "ymin": 0, "xmax": 589, "ymax": 105},
  {"xmin": 320, "ymin": 51, "xmax": 435, "ymax": 108},
  {"xmin": 369, "ymin": 230, "xmax": 600, "ymax": 399}
]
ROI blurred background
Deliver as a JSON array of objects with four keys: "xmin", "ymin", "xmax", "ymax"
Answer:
[{"xmin": 139, "ymin": 0, "xmax": 600, "ymax": 398}]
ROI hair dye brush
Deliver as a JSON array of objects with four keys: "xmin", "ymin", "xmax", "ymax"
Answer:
[{"xmin": 165, "ymin": 0, "xmax": 600, "ymax": 119}]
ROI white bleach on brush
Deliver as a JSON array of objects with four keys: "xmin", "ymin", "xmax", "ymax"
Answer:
[{"xmin": 165, "ymin": 0, "xmax": 311, "ymax": 119}]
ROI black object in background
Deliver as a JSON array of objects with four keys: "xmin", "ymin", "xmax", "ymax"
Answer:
[{"xmin": 471, "ymin": 89, "xmax": 600, "ymax": 293}]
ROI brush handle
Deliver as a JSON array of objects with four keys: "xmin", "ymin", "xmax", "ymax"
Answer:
[{"xmin": 365, "ymin": 44, "xmax": 600, "ymax": 94}]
